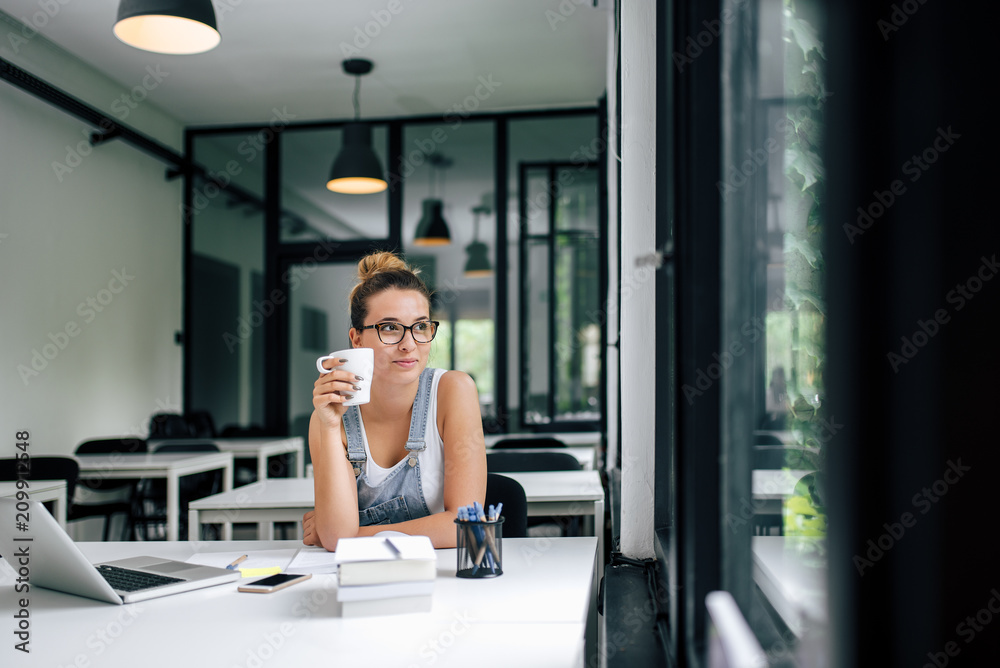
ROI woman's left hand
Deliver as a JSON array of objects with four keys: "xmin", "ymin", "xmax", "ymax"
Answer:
[{"xmin": 302, "ymin": 509, "xmax": 320, "ymax": 546}]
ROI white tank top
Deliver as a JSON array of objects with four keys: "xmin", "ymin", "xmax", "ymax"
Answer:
[{"xmin": 355, "ymin": 367, "xmax": 446, "ymax": 514}]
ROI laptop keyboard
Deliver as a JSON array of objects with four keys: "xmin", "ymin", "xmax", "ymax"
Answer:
[{"xmin": 96, "ymin": 564, "xmax": 184, "ymax": 592}]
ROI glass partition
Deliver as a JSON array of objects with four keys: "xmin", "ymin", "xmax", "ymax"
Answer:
[
  {"xmin": 286, "ymin": 263, "xmax": 358, "ymax": 441},
  {"xmin": 508, "ymin": 115, "xmax": 602, "ymax": 429},
  {"xmin": 189, "ymin": 132, "xmax": 266, "ymax": 432},
  {"xmin": 519, "ymin": 163, "xmax": 601, "ymax": 426},
  {"xmin": 401, "ymin": 120, "xmax": 496, "ymax": 419},
  {"xmin": 720, "ymin": 0, "xmax": 828, "ymax": 652},
  {"xmin": 186, "ymin": 109, "xmax": 602, "ymax": 440},
  {"xmin": 279, "ymin": 125, "xmax": 390, "ymax": 242}
]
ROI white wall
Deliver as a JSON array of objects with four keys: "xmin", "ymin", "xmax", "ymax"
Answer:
[
  {"xmin": 618, "ymin": 0, "xmax": 657, "ymax": 559},
  {"xmin": 0, "ymin": 16, "xmax": 185, "ymax": 458}
]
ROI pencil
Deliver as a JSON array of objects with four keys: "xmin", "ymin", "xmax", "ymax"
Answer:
[{"xmin": 227, "ymin": 554, "xmax": 248, "ymax": 570}]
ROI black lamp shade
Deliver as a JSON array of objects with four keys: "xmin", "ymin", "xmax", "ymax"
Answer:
[
  {"xmin": 114, "ymin": 0, "xmax": 221, "ymax": 54},
  {"xmin": 464, "ymin": 241, "xmax": 493, "ymax": 277},
  {"xmin": 413, "ymin": 199, "xmax": 451, "ymax": 246},
  {"xmin": 327, "ymin": 123, "xmax": 388, "ymax": 194}
]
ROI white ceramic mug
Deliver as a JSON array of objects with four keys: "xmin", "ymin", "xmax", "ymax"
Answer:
[{"xmin": 315, "ymin": 347, "xmax": 374, "ymax": 406}]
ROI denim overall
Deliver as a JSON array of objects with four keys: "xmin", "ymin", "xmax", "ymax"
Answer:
[{"xmin": 342, "ymin": 367, "xmax": 436, "ymax": 526}]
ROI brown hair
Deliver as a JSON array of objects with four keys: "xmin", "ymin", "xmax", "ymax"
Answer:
[{"xmin": 349, "ymin": 251, "xmax": 432, "ymax": 331}]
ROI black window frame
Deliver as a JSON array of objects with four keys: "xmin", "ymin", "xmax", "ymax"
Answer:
[{"xmin": 182, "ymin": 108, "xmax": 604, "ymax": 437}]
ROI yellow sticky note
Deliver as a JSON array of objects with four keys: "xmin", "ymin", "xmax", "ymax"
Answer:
[{"xmin": 239, "ymin": 567, "xmax": 283, "ymax": 578}]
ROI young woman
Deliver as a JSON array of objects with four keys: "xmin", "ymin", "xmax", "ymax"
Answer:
[{"xmin": 302, "ymin": 251, "xmax": 487, "ymax": 550}]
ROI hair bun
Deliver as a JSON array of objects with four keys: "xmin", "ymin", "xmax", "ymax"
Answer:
[
  {"xmin": 349, "ymin": 250, "xmax": 431, "ymax": 331},
  {"xmin": 357, "ymin": 251, "xmax": 418, "ymax": 281}
]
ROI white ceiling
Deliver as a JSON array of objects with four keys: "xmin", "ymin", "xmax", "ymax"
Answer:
[{"xmin": 0, "ymin": 0, "xmax": 610, "ymax": 126}]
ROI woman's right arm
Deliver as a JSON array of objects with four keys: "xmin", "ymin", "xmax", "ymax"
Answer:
[{"xmin": 302, "ymin": 364, "xmax": 364, "ymax": 551}]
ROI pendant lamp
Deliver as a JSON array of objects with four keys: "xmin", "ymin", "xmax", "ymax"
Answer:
[
  {"xmin": 114, "ymin": 0, "xmax": 221, "ymax": 54},
  {"xmin": 464, "ymin": 205, "xmax": 493, "ymax": 277},
  {"xmin": 413, "ymin": 154, "xmax": 452, "ymax": 246},
  {"xmin": 327, "ymin": 59, "xmax": 387, "ymax": 195}
]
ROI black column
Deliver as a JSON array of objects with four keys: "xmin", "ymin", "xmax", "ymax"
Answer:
[{"xmin": 825, "ymin": 3, "xmax": 997, "ymax": 665}]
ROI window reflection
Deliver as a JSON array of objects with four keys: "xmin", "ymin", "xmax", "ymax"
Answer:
[
  {"xmin": 280, "ymin": 125, "xmax": 390, "ymax": 242},
  {"xmin": 735, "ymin": 0, "xmax": 828, "ymax": 650},
  {"xmin": 189, "ymin": 132, "xmax": 265, "ymax": 432}
]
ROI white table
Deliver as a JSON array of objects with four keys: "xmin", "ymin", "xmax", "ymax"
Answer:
[
  {"xmin": 76, "ymin": 453, "xmax": 234, "ymax": 541},
  {"xmin": 487, "ymin": 445, "xmax": 596, "ymax": 470},
  {"xmin": 752, "ymin": 469, "xmax": 812, "ymax": 499},
  {"xmin": 192, "ymin": 470, "xmax": 607, "ymax": 576},
  {"xmin": 752, "ymin": 535, "xmax": 827, "ymax": 637},
  {"xmin": 752, "ymin": 469, "xmax": 813, "ymax": 529},
  {"xmin": 0, "ymin": 536, "xmax": 598, "ymax": 667},
  {"xmin": 0, "ymin": 480, "xmax": 67, "ymax": 528},
  {"xmin": 502, "ymin": 470, "xmax": 606, "ymax": 576},
  {"xmin": 484, "ymin": 432, "xmax": 602, "ymax": 448},
  {"xmin": 149, "ymin": 436, "xmax": 305, "ymax": 481}
]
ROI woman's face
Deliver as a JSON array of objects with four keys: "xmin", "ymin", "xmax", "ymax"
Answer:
[{"xmin": 350, "ymin": 288, "xmax": 433, "ymax": 386}]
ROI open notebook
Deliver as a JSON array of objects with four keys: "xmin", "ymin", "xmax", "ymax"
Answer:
[{"xmin": 0, "ymin": 499, "xmax": 239, "ymax": 604}]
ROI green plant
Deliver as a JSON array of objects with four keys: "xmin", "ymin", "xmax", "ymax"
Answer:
[{"xmin": 780, "ymin": 0, "xmax": 828, "ymax": 536}]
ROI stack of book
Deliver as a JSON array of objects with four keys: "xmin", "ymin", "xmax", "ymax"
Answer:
[{"xmin": 334, "ymin": 534, "xmax": 437, "ymax": 617}]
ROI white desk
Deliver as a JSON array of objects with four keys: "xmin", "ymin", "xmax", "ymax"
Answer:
[
  {"xmin": 752, "ymin": 468, "xmax": 812, "ymax": 518},
  {"xmin": 502, "ymin": 470, "xmax": 606, "ymax": 576},
  {"xmin": 484, "ymin": 432, "xmax": 602, "ymax": 448},
  {"xmin": 0, "ymin": 536, "xmax": 597, "ymax": 667},
  {"xmin": 76, "ymin": 453, "xmax": 234, "ymax": 541},
  {"xmin": 487, "ymin": 445, "xmax": 596, "ymax": 470},
  {"xmin": 752, "ymin": 469, "xmax": 812, "ymax": 499},
  {"xmin": 0, "ymin": 480, "xmax": 66, "ymax": 528},
  {"xmin": 149, "ymin": 436, "xmax": 305, "ymax": 481},
  {"xmin": 752, "ymin": 535, "xmax": 827, "ymax": 637},
  {"xmin": 192, "ymin": 471, "xmax": 607, "ymax": 577}
]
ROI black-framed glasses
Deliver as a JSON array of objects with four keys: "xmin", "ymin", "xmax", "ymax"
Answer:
[{"xmin": 360, "ymin": 320, "xmax": 440, "ymax": 344}]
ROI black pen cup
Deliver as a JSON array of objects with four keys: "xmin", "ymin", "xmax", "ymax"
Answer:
[{"xmin": 455, "ymin": 517, "xmax": 504, "ymax": 578}]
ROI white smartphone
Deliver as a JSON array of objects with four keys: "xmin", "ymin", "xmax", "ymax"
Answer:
[{"xmin": 238, "ymin": 572, "xmax": 312, "ymax": 593}]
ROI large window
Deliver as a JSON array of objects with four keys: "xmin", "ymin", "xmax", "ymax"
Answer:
[
  {"xmin": 519, "ymin": 162, "xmax": 602, "ymax": 426},
  {"xmin": 185, "ymin": 110, "xmax": 604, "ymax": 438},
  {"xmin": 723, "ymin": 0, "xmax": 828, "ymax": 652},
  {"xmin": 279, "ymin": 125, "xmax": 390, "ymax": 243},
  {"xmin": 508, "ymin": 115, "xmax": 606, "ymax": 431},
  {"xmin": 401, "ymin": 120, "xmax": 497, "ymax": 419},
  {"xmin": 187, "ymin": 131, "xmax": 266, "ymax": 432}
]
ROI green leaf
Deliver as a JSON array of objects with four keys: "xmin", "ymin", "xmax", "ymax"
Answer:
[
  {"xmin": 784, "ymin": 232, "xmax": 821, "ymax": 268},
  {"xmin": 785, "ymin": 284, "xmax": 827, "ymax": 315},
  {"xmin": 785, "ymin": 147, "xmax": 825, "ymax": 190},
  {"xmin": 784, "ymin": 13, "xmax": 824, "ymax": 61}
]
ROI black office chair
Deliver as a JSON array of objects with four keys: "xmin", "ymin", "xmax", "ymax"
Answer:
[
  {"xmin": 218, "ymin": 423, "xmax": 273, "ymax": 486},
  {"xmin": 148, "ymin": 412, "xmax": 194, "ymax": 439},
  {"xmin": 184, "ymin": 410, "xmax": 217, "ymax": 438},
  {"xmin": 486, "ymin": 451, "xmax": 582, "ymax": 473},
  {"xmin": 485, "ymin": 473, "xmax": 527, "ymax": 539},
  {"xmin": 219, "ymin": 424, "xmax": 268, "ymax": 437},
  {"xmin": 491, "ymin": 437, "xmax": 567, "ymax": 449},
  {"xmin": 486, "ymin": 451, "xmax": 582, "ymax": 537},
  {"xmin": 136, "ymin": 442, "xmax": 224, "ymax": 540},
  {"xmin": 0, "ymin": 456, "xmax": 94, "ymax": 536},
  {"xmin": 73, "ymin": 437, "xmax": 147, "ymax": 541}
]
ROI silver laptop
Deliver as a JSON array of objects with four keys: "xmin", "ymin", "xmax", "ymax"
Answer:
[{"xmin": 0, "ymin": 499, "xmax": 240, "ymax": 604}]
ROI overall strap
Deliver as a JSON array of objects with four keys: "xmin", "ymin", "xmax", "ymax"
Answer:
[
  {"xmin": 342, "ymin": 405, "xmax": 366, "ymax": 477},
  {"xmin": 404, "ymin": 368, "xmax": 437, "ymax": 467},
  {"xmin": 342, "ymin": 368, "xmax": 437, "ymax": 476}
]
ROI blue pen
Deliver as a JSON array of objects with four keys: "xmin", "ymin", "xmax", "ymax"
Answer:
[{"xmin": 474, "ymin": 501, "xmax": 499, "ymax": 573}]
